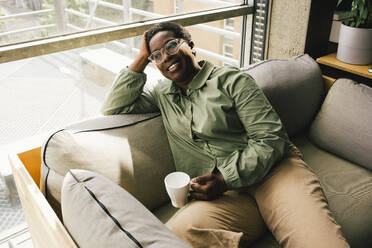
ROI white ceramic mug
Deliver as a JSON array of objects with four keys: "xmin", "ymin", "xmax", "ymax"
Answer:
[{"xmin": 164, "ymin": 172, "xmax": 191, "ymax": 208}]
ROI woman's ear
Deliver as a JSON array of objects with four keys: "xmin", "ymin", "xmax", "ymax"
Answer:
[
  {"xmin": 188, "ymin": 40, "xmax": 195, "ymax": 49},
  {"xmin": 188, "ymin": 41, "xmax": 196, "ymax": 56}
]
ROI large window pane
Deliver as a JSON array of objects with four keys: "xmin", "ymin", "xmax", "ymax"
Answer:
[
  {"xmin": 0, "ymin": 16, "xmax": 243, "ymax": 145},
  {"xmin": 189, "ymin": 17, "xmax": 242, "ymax": 67},
  {"xmin": 0, "ymin": 0, "xmax": 243, "ymax": 46}
]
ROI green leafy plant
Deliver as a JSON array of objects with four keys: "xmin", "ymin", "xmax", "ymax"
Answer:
[{"xmin": 337, "ymin": 0, "xmax": 372, "ymax": 28}]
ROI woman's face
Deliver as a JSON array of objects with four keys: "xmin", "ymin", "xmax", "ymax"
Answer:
[{"xmin": 149, "ymin": 30, "xmax": 198, "ymax": 84}]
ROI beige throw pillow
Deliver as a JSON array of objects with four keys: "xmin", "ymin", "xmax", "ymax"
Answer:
[
  {"xmin": 309, "ymin": 79, "xmax": 372, "ymax": 171},
  {"xmin": 62, "ymin": 169, "xmax": 190, "ymax": 248}
]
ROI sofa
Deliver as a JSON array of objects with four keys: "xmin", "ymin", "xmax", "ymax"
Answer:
[{"xmin": 40, "ymin": 54, "xmax": 372, "ymax": 247}]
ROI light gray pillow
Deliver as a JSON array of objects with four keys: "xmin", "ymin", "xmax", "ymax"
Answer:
[
  {"xmin": 41, "ymin": 114, "xmax": 175, "ymax": 219},
  {"xmin": 62, "ymin": 169, "xmax": 190, "ymax": 248},
  {"xmin": 309, "ymin": 79, "xmax": 372, "ymax": 171},
  {"xmin": 242, "ymin": 54, "xmax": 325, "ymax": 137}
]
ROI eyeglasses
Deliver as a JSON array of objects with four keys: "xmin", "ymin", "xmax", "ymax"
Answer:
[{"xmin": 148, "ymin": 39, "xmax": 185, "ymax": 64}]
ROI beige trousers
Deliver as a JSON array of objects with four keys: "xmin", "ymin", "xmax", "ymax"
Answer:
[{"xmin": 170, "ymin": 149, "xmax": 350, "ymax": 248}]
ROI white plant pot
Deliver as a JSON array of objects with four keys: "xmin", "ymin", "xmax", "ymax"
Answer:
[{"xmin": 337, "ymin": 23, "xmax": 372, "ymax": 65}]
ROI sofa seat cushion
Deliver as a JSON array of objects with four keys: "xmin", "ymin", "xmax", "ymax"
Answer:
[
  {"xmin": 154, "ymin": 136, "xmax": 372, "ymax": 248},
  {"xmin": 309, "ymin": 79, "xmax": 372, "ymax": 171},
  {"xmin": 41, "ymin": 114, "xmax": 175, "ymax": 218},
  {"xmin": 293, "ymin": 135, "xmax": 372, "ymax": 248},
  {"xmin": 62, "ymin": 169, "xmax": 190, "ymax": 248}
]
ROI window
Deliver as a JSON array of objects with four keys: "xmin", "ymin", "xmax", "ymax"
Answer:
[{"xmin": 0, "ymin": 0, "xmax": 260, "ymax": 146}]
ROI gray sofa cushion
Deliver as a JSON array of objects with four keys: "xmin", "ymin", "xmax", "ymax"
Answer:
[
  {"xmin": 309, "ymin": 79, "xmax": 372, "ymax": 171},
  {"xmin": 62, "ymin": 169, "xmax": 190, "ymax": 248},
  {"xmin": 242, "ymin": 54, "xmax": 325, "ymax": 137},
  {"xmin": 293, "ymin": 135, "xmax": 372, "ymax": 248},
  {"xmin": 41, "ymin": 113, "xmax": 175, "ymax": 219}
]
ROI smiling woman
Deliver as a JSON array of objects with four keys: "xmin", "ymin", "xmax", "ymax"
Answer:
[{"xmin": 101, "ymin": 22, "xmax": 350, "ymax": 248}]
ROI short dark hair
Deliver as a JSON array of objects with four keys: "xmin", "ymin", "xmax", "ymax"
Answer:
[{"xmin": 145, "ymin": 22, "xmax": 192, "ymax": 52}]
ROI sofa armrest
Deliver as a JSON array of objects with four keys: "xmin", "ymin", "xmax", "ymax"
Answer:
[
  {"xmin": 41, "ymin": 113, "xmax": 175, "ymax": 218},
  {"xmin": 9, "ymin": 153, "xmax": 77, "ymax": 248}
]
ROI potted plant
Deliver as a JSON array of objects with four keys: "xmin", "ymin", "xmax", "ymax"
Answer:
[{"xmin": 336, "ymin": 0, "xmax": 372, "ymax": 65}]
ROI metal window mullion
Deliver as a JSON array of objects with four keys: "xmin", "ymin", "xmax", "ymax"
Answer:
[
  {"xmin": 239, "ymin": 0, "xmax": 250, "ymax": 67},
  {"xmin": 263, "ymin": 0, "xmax": 272, "ymax": 60},
  {"xmin": 0, "ymin": 5, "xmax": 252, "ymax": 64}
]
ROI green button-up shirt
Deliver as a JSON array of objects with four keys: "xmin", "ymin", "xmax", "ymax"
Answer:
[{"xmin": 102, "ymin": 60, "xmax": 291, "ymax": 189}]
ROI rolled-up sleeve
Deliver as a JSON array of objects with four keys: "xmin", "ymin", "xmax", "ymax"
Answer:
[
  {"xmin": 217, "ymin": 73, "xmax": 290, "ymax": 188},
  {"xmin": 101, "ymin": 68, "xmax": 159, "ymax": 115}
]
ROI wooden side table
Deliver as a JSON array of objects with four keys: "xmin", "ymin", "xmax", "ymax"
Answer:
[{"xmin": 316, "ymin": 53, "xmax": 372, "ymax": 88}]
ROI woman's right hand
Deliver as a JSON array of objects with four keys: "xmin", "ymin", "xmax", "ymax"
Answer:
[
  {"xmin": 138, "ymin": 32, "xmax": 150, "ymax": 59},
  {"xmin": 129, "ymin": 32, "xmax": 150, "ymax": 73}
]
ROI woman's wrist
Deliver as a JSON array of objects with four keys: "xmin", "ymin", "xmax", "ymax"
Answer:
[{"xmin": 129, "ymin": 53, "xmax": 150, "ymax": 73}]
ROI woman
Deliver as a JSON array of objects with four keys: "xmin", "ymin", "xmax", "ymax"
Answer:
[{"xmin": 102, "ymin": 22, "xmax": 349, "ymax": 248}]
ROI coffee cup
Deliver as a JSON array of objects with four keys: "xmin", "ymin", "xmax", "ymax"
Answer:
[{"xmin": 164, "ymin": 172, "xmax": 191, "ymax": 208}]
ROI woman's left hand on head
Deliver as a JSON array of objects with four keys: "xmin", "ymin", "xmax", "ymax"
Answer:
[{"xmin": 190, "ymin": 172, "xmax": 228, "ymax": 201}]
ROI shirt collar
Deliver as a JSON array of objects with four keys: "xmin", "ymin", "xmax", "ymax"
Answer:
[{"xmin": 164, "ymin": 60, "xmax": 215, "ymax": 94}]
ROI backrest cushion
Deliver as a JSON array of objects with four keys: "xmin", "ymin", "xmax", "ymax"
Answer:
[
  {"xmin": 41, "ymin": 114, "xmax": 175, "ymax": 219},
  {"xmin": 62, "ymin": 169, "xmax": 190, "ymax": 248},
  {"xmin": 309, "ymin": 79, "xmax": 372, "ymax": 171},
  {"xmin": 242, "ymin": 54, "xmax": 325, "ymax": 137}
]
